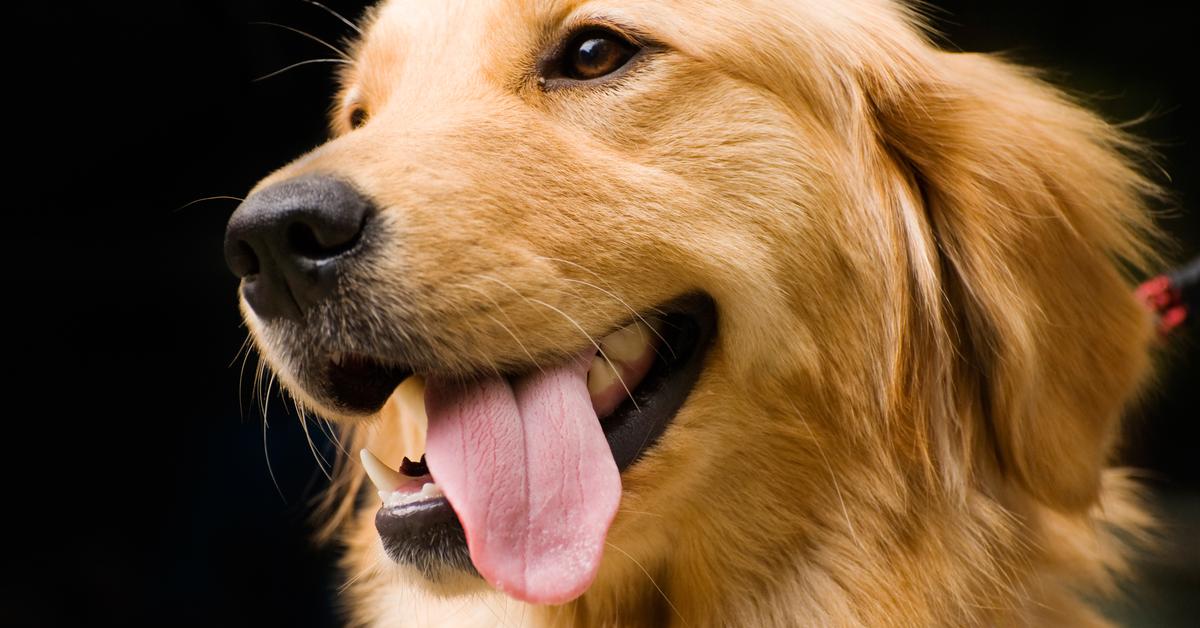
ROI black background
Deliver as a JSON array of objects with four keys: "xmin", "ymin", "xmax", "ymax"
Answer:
[{"xmin": 7, "ymin": 1, "xmax": 1196, "ymax": 626}]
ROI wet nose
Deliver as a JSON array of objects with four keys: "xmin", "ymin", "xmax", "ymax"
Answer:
[{"xmin": 224, "ymin": 174, "xmax": 374, "ymax": 320}]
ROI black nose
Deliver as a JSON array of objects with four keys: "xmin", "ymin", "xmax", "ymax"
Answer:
[{"xmin": 224, "ymin": 174, "xmax": 374, "ymax": 321}]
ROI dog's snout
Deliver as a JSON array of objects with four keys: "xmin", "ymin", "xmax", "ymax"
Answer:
[{"xmin": 224, "ymin": 174, "xmax": 374, "ymax": 321}]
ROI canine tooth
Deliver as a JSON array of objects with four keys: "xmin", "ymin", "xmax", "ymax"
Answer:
[
  {"xmin": 394, "ymin": 376, "xmax": 428, "ymax": 461},
  {"xmin": 587, "ymin": 358, "xmax": 620, "ymax": 396},
  {"xmin": 601, "ymin": 322, "xmax": 652, "ymax": 362},
  {"xmin": 420, "ymin": 482, "xmax": 442, "ymax": 498},
  {"xmin": 360, "ymin": 449, "xmax": 404, "ymax": 495}
]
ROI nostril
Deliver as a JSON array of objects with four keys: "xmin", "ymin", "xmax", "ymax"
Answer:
[
  {"xmin": 287, "ymin": 221, "xmax": 325, "ymax": 259},
  {"xmin": 285, "ymin": 217, "xmax": 364, "ymax": 261},
  {"xmin": 226, "ymin": 239, "xmax": 261, "ymax": 279}
]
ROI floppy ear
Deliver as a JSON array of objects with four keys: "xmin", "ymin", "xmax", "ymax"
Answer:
[{"xmin": 871, "ymin": 51, "xmax": 1161, "ymax": 511}]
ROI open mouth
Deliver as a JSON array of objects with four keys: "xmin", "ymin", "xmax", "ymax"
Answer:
[{"xmin": 324, "ymin": 294, "xmax": 716, "ymax": 603}]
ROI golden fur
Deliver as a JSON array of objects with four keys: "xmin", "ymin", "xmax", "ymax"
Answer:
[{"xmin": 241, "ymin": 1, "xmax": 1165, "ymax": 625}]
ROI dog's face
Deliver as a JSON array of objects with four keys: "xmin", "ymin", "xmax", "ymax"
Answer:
[
  {"xmin": 227, "ymin": 0, "xmax": 1158, "ymax": 623},
  {"xmin": 238, "ymin": 0, "xmax": 842, "ymax": 404}
]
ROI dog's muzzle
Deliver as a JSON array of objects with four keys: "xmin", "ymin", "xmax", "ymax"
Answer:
[{"xmin": 223, "ymin": 174, "xmax": 375, "ymax": 320}]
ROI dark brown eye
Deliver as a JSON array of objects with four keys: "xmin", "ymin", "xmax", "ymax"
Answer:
[
  {"xmin": 562, "ymin": 30, "xmax": 639, "ymax": 81},
  {"xmin": 348, "ymin": 106, "xmax": 369, "ymax": 129}
]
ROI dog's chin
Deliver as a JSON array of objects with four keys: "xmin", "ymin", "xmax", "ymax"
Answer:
[
  {"xmin": 384, "ymin": 548, "xmax": 491, "ymax": 599},
  {"xmin": 407, "ymin": 572, "xmax": 491, "ymax": 600},
  {"xmin": 266, "ymin": 293, "xmax": 717, "ymax": 581}
]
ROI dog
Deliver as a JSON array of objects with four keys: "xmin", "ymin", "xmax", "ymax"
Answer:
[{"xmin": 224, "ymin": 1, "xmax": 1165, "ymax": 625}]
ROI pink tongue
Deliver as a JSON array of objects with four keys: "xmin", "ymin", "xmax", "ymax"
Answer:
[{"xmin": 424, "ymin": 353, "xmax": 621, "ymax": 604}]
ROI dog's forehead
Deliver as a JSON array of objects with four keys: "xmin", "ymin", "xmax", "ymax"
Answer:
[
  {"xmin": 360, "ymin": 0, "xmax": 578, "ymax": 59},
  {"xmin": 348, "ymin": 0, "xmax": 566, "ymax": 98},
  {"xmin": 358, "ymin": 0, "xmax": 893, "ymax": 47},
  {"xmin": 354, "ymin": 0, "xmax": 763, "ymax": 67},
  {"xmin": 339, "ymin": 0, "xmax": 912, "ymax": 133},
  {"xmin": 350, "ymin": 0, "xmax": 890, "ymax": 88}
]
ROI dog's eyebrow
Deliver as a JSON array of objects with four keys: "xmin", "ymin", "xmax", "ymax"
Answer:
[{"xmin": 559, "ymin": 13, "xmax": 659, "ymax": 47}]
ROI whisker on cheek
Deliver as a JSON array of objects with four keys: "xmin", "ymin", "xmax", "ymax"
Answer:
[
  {"xmin": 173, "ymin": 195, "xmax": 244, "ymax": 213},
  {"xmin": 300, "ymin": 0, "xmax": 364, "ymax": 37},
  {"xmin": 252, "ymin": 58, "xmax": 351, "ymax": 83},
  {"xmin": 454, "ymin": 281, "xmax": 547, "ymax": 376},
  {"xmin": 250, "ymin": 21, "xmax": 353, "ymax": 61}
]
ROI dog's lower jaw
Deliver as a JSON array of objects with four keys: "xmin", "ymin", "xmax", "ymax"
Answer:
[
  {"xmin": 344, "ymin": 529, "xmax": 677, "ymax": 628},
  {"xmin": 343, "ymin": 462, "xmax": 1144, "ymax": 628},
  {"xmin": 350, "ymin": 533, "xmax": 1134, "ymax": 628}
]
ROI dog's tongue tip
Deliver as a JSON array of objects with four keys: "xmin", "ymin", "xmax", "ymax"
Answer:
[{"xmin": 424, "ymin": 354, "xmax": 620, "ymax": 604}]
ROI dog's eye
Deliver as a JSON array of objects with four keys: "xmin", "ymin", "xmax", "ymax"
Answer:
[
  {"xmin": 348, "ymin": 106, "xmax": 369, "ymax": 129},
  {"xmin": 560, "ymin": 29, "xmax": 639, "ymax": 81}
]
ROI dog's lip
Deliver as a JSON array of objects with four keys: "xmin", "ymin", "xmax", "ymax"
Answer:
[
  {"xmin": 374, "ymin": 495, "xmax": 478, "ymax": 577},
  {"xmin": 320, "ymin": 353, "xmax": 414, "ymax": 415},
  {"xmin": 368, "ymin": 293, "xmax": 718, "ymax": 571},
  {"xmin": 316, "ymin": 294, "xmax": 716, "ymax": 429},
  {"xmin": 335, "ymin": 293, "xmax": 718, "ymax": 468},
  {"xmin": 597, "ymin": 293, "xmax": 717, "ymax": 470}
]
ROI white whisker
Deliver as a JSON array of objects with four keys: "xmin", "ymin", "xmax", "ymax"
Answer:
[
  {"xmin": 606, "ymin": 541, "xmax": 689, "ymax": 627},
  {"xmin": 535, "ymin": 254, "xmax": 667, "ymax": 316},
  {"xmin": 262, "ymin": 370, "xmax": 279, "ymax": 420},
  {"xmin": 533, "ymin": 254, "xmax": 676, "ymax": 363},
  {"xmin": 253, "ymin": 58, "xmax": 351, "ymax": 82},
  {"xmin": 235, "ymin": 333, "xmax": 254, "ymax": 420},
  {"xmin": 787, "ymin": 399, "xmax": 862, "ymax": 551},
  {"xmin": 557, "ymin": 276, "xmax": 676, "ymax": 360},
  {"xmin": 337, "ymin": 560, "xmax": 380, "ymax": 594},
  {"xmin": 295, "ymin": 398, "xmax": 333, "ymax": 479},
  {"xmin": 617, "ymin": 507, "xmax": 665, "ymax": 518},
  {"xmin": 480, "ymin": 275, "xmax": 640, "ymax": 412},
  {"xmin": 478, "ymin": 593, "xmax": 515, "ymax": 628},
  {"xmin": 300, "ymin": 0, "xmax": 363, "ymax": 36},
  {"xmin": 251, "ymin": 21, "xmax": 352, "ymax": 60},
  {"xmin": 317, "ymin": 417, "xmax": 351, "ymax": 458},
  {"xmin": 174, "ymin": 195, "xmax": 244, "ymax": 213},
  {"xmin": 262, "ymin": 407, "xmax": 286, "ymax": 503},
  {"xmin": 457, "ymin": 282, "xmax": 546, "ymax": 375},
  {"xmin": 253, "ymin": 354, "xmax": 268, "ymax": 421},
  {"xmin": 229, "ymin": 333, "xmax": 253, "ymax": 369}
]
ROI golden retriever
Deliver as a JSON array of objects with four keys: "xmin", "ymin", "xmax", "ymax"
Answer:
[{"xmin": 224, "ymin": 1, "xmax": 1164, "ymax": 625}]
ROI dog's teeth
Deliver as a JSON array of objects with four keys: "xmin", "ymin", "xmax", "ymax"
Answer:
[
  {"xmin": 394, "ymin": 376, "xmax": 429, "ymax": 459},
  {"xmin": 331, "ymin": 352, "xmax": 344, "ymax": 367},
  {"xmin": 600, "ymin": 321, "xmax": 654, "ymax": 362},
  {"xmin": 381, "ymin": 482, "xmax": 443, "ymax": 508},
  {"xmin": 589, "ymin": 321, "xmax": 656, "ymax": 395},
  {"xmin": 360, "ymin": 448, "xmax": 404, "ymax": 495},
  {"xmin": 587, "ymin": 358, "xmax": 620, "ymax": 397}
]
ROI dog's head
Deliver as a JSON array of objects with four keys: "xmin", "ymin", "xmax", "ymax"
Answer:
[{"xmin": 226, "ymin": 0, "xmax": 1159, "ymax": 621}]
